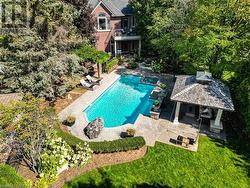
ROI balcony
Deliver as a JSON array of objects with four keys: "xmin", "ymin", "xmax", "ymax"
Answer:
[{"xmin": 113, "ymin": 28, "xmax": 141, "ymax": 41}]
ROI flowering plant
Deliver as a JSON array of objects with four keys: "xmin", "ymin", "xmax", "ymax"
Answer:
[{"xmin": 40, "ymin": 137, "xmax": 92, "ymax": 182}]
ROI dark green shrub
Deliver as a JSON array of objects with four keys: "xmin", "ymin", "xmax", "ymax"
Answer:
[
  {"xmin": 56, "ymin": 126, "xmax": 145, "ymax": 154},
  {"xmin": 154, "ymin": 100, "xmax": 160, "ymax": 106},
  {"xmin": 160, "ymin": 83, "xmax": 167, "ymax": 89},
  {"xmin": 127, "ymin": 61, "xmax": 138, "ymax": 69},
  {"xmin": 88, "ymin": 137, "xmax": 145, "ymax": 153}
]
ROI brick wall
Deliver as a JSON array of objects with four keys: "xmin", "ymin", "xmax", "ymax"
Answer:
[{"xmin": 93, "ymin": 4, "xmax": 121, "ymax": 52}]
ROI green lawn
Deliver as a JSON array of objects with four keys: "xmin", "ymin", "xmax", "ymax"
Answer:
[
  {"xmin": 64, "ymin": 136, "xmax": 250, "ymax": 188},
  {"xmin": 0, "ymin": 164, "xmax": 31, "ymax": 188}
]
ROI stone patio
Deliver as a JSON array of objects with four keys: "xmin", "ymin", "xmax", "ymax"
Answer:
[{"xmin": 59, "ymin": 66, "xmax": 200, "ymax": 151}]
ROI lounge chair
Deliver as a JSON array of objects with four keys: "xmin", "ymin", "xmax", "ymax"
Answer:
[
  {"xmin": 80, "ymin": 79, "xmax": 97, "ymax": 91},
  {"xmin": 86, "ymin": 75, "xmax": 102, "ymax": 85}
]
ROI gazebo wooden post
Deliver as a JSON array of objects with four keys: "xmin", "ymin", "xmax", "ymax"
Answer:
[{"xmin": 210, "ymin": 109, "xmax": 223, "ymax": 133}]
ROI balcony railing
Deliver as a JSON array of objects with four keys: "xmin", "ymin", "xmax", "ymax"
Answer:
[{"xmin": 113, "ymin": 28, "xmax": 139, "ymax": 37}]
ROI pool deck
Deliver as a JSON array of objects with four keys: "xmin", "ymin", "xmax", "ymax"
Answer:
[{"xmin": 59, "ymin": 67, "xmax": 199, "ymax": 151}]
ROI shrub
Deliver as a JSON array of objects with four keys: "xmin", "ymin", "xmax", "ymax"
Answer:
[
  {"xmin": 160, "ymin": 83, "xmax": 167, "ymax": 89},
  {"xmin": 127, "ymin": 61, "xmax": 138, "ymax": 69},
  {"xmin": 151, "ymin": 59, "xmax": 166, "ymax": 73},
  {"xmin": 106, "ymin": 58, "xmax": 119, "ymax": 72},
  {"xmin": 126, "ymin": 128, "xmax": 136, "ymax": 137},
  {"xmin": 89, "ymin": 137, "xmax": 145, "ymax": 154},
  {"xmin": 56, "ymin": 126, "xmax": 145, "ymax": 154},
  {"xmin": 154, "ymin": 100, "xmax": 160, "ymax": 106},
  {"xmin": 63, "ymin": 115, "xmax": 76, "ymax": 126},
  {"xmin": 40, "ymin": 137, "xmax": 92, "ymax": 185}
]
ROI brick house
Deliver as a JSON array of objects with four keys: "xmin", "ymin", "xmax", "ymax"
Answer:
[{"xmin": 88, "ymin": 0, "xmax": 141, "ymax": 56}]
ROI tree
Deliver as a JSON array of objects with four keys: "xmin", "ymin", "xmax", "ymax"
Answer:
[
  {"xmin": 0, "ymin": 94, "xmax": 58, "ymax": 174},
  {"xmin": 130, "ymin": 0, "xmax": 194, "ymax": 72},
  {"xmin": 63, "ymin": 0, "xmax": 96, "ymax": 37},
  {"xmin": 175, "ymin": 0, "xmax": 250, "ymax": 133},
  {"xmin": 73, "ymin": 45, "xmax": 110, "ymax": 78},
  {"xmin": 0, "ymin": 0, "xmax": 90, "ymax": 100}
]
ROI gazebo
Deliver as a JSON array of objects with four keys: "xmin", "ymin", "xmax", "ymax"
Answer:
[{"xmin": 170, "ymin": 71, "xmax": 234, "ymax": 133}]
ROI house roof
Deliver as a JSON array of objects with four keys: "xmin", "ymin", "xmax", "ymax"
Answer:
[
  {"xmin": 88, "ymin": 0, "xmax": 133, "ymax": 17},
  {"xmin": 170, "ymin": 75, "xmax": 235, "ymax": 111},
  {"xmin": 0, "ymin": 93, "xmax": 22, "ymax": 105}
]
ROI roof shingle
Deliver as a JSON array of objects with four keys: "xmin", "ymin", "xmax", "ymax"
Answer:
[
  {"xmin": 170, "ymin": 75, "xmax": 234, "ymax": 111},
  {"xmin": 88, "ymin": 0, "xmax": 133, "ymax": 17}
]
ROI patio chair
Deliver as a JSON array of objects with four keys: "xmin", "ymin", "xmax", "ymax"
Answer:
[
  {"xmin": 86, "ymin": 75, "xmax": 102, "ymax": 85},
  {"xmin": 176, "ymin": 135, "xmax": 183, "ymax": 145},
  {"xmin": 188, "ymin": 137, "xmax": 195, "ymax": 145},
  {"xmin": 80, "ymin": 79, "xmax": 97, "ymax": 91}
]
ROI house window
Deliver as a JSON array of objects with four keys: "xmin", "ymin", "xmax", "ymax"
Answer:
[
  {"xmin": 121, "ymin": 17, "xmax": 129, "ymax": 30},
  {"xmin": 97, "ymin": 13, "xmax": 110, "ymax": 30}
]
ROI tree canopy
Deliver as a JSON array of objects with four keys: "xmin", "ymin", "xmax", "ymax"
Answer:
[
  {"xmin": 0, "ymin": 0, "xmax": 94, "ymax": 100},
  {"xmin": 132, "ymin": 0, "xmax": 250, "ymax": 134}
]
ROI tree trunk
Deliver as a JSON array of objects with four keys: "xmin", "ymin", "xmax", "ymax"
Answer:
[{"xmin": 97, "ymin": 63, "xmax": 101, "ymax": 78}]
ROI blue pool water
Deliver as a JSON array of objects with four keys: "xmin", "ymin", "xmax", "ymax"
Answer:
[{"xmin": 85, "ymin": 75, "xmax": 155, "ymax": 128}]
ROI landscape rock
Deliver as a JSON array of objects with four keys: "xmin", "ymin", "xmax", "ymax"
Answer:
[{"xmin": 84, "ymin": 118, "xmax": 104, "ymax": 139}]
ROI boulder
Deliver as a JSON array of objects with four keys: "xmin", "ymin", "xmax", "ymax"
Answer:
[{"xmin": 84, "ymin": 118, "xmax": 104, "ymax": 139}]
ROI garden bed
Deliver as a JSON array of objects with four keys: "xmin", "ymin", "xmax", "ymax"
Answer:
[{"xmin": 51, "ymin": 145, "xmax": 147, "ymax": 188}]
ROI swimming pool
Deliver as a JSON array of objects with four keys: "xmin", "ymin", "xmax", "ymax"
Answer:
[{"xmin": 84, "ymin": 75, "xmax": 155, "ymax": 128}]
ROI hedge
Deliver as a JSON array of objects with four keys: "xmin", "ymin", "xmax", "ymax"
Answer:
[
  {"xmin": 88, "ymin": 137, "xmax": 146, "ymax": 153},
  {"xmin": 56, "ymin": 126, "xmax": 145, "ymax": 154}
]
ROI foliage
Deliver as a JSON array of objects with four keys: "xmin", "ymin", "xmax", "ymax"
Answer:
[
  {"xmin": 64, "ymin": 136, "xmax": 250, "ymax": 188},
  {"xmin": 88, "ymin": 137, "xmax": 145, "ymax": 154},
  {"xmin": 154, "ymin": 100, "xmax": 160, "ymax": 106},
  {"xmin": 63, "ymin": 0, "xmax": 96, "ymax": 37},
  {"xmin": 132, "ymin": 0, "xmax": 250, "ymax": 135},
  {"xmin": 56, "ymin": 126, "xmax": 145, "ymax": 154},
  {"xmin": 159, "ymin": 83, "xmax": 167, "ymax": 89},
  {"xmin": 151, "ymin": 59, "xmax": 167, "ymax": 73},
  {"xmin": 106, "ymin": 58, "xmax": 119, "ymax": 72},
  {"xmin": 0, "ymin": 164, "xmax": 32, "ymax": 188},
  {"xmin": 73, "ymin": 45, "xmax": 110, "ymax": 64},
  {"xmin": 126, "ymin": 128, "xmax": 136, "ymax": 137},
  {"xmin": 0, "ymin": 94, "xmax": 58, "ymax": 174},
  {"xmin": 131, "ymin": 0, "xmax": 194, "ymax": 72},
  {"xmin": 39, "ymin": 137, "xmax": 92, "ymax": 186},
  {"xmin": 175, "ymin": 0, "xmax": 250, "ymax": 134},
  {"xmin": 0, "ymin": 0, "xmax": 91, "ymax": 100},
  {"xmin": 126, "ymin": 60, "xmax": 138, "ymax": 69},
  {"xmin": 64, "ymin": 115, "xmax": 76, "ymax": 126}
]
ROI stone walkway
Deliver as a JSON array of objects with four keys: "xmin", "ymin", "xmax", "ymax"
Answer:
[{"xmin": 59, "ymin": 67, "xmax": 199, "ymax": 151}]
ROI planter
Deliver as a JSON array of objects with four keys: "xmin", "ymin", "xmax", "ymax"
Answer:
[{"xmin": 63, "ymin": 115, "xmax": 76, "ymax": 127}]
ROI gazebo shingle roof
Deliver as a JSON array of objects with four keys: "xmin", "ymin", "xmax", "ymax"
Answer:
[{"xmin": 170, "ymin": 75, "xmax": 234, "ymax": 111}]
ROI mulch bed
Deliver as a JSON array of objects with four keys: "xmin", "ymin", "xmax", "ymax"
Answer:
[{"xmin": 50, "ymin": 146, "xmax": 147, "ymax": 188}]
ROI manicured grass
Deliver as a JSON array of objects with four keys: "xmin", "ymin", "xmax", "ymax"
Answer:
[
  {"xmin": 0, "ymin": 164, "xmax": 31, "ymax": 188},
  {"xmin": 64, "ymin": 136, "xmax": 250, "ymax": 188}
]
